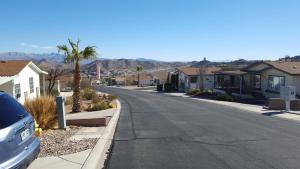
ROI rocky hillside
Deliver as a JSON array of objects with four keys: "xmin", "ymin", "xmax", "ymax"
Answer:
[{"xmin": 82, "ymin": 59, "xmax": 189, "ymax": 73}]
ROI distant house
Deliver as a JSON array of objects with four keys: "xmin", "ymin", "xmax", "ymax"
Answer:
[
  {"xmin": 243, "ymin": 61, "xmax": 300, "ymax": 98},
  {"xmin": 177, "ymin": 67, "xmax": 221, "ymax": 91},
  {"xmin": 115, "ymin": 77, "xmax": 126, "ymax": 86},
  {"xmin": 135, "ymin": 76, "xmax": 158, "ymax": 86},
  {"xmin": 213, "ymin": 61, "xmax": 300, "ymax": 99},
  {"xmin": 0, "ymin": 60, "xmax": 48, "ymax": 103}
]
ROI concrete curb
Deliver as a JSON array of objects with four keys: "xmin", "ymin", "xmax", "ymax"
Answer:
[{"xmin": 81, "ymin": 99, "xmax": 121, "ymax": 169}]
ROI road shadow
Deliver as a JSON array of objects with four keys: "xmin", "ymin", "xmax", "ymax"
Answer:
[{"xmin": 261, "ymin": 111, "xmax": 284, "ymax": 116}]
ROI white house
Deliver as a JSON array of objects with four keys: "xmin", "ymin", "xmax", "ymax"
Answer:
[
  {"xmin": 0, "ymin": 60, "xmax": 48, "ymax": 104},
  {"xmin": 177, "ymin": 67, "xmax": 221, "ymax": 91}
]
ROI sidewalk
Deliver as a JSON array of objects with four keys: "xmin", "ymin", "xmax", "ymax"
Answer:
[{"xmin": 28, "ymin": 100, "xmax": 121, "ymax": 169}]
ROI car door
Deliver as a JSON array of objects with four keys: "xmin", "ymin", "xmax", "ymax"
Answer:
[{"xmin": 0, "ymin": 93, "xmax": 34, "ymax": 164}]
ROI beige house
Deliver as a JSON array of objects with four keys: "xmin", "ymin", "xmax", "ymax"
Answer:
[
  {"xmin": 177, "ymin": 67, "xmax": 221, "ymax": 91},
  {"xmin": 242, "ymin": 61, "xmax": 300, "ymax": 98}
]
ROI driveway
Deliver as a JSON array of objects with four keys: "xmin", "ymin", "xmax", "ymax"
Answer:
[{"xmin": 98, "ymin": 87, "xmax": 300, "ymax": 169}]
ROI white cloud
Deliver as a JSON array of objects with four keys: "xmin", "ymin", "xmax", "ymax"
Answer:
[{"xmin": 19, "ymin": 42, "xmax": 55, "ymax": 50}]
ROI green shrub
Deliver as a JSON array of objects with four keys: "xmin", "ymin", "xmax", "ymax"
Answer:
[
  {"xmin": 24, "ymin": 96, "xmax": 57, "ymax": 129},
  {"xmin": 107, "ymin": 94, "xmax": 117, "ymax": 101},
  {"xmin": 216, "ymin": 94, "xmax": 234, "ymax": 102},
  {"xmin": 87, "ymin": 102, "xmax": 113, "ymax": 111},
  {"xmin": 157, "ymin": 84, "xmax": 163, "ymax": 91},
  {"xmin": 81, "ymin": 87, "xmax": 97, "ymax": 100},
  {"xmin": 164, "ymin": 83, "xmax": 172, "ymax": 92},
  {"xmin": 186, "ymin": 89, "xmax": 201, "ymax": 95},
  {"xmin": 51, "ymin": 89, "xmax": 60, "ymax": 97},
  {"xmin": 92, "ymin": 93, "xmax": 101, "ymax": 103}
]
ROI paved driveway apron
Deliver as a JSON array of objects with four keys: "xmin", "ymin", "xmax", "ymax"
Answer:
[{"xmin": 99, "ymin": 87, "xmax": 300, "ymax": 169}]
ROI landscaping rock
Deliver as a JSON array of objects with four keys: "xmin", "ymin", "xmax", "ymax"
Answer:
[{"xmin": 38, "ymin": 126, "xmax": 98, "ymax": 157}]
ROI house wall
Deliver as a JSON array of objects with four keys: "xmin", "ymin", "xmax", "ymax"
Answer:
[
  {"xmin": 203, "ymin": 75, "xmax": 214, "ymax": 90},
  {"xmin": 13, "ymin": 65, "xmax": 41, "ymax": 104},
  {"xmin": 139, "ymin": 79, "xmax": 153, "ymax": 86},
  {"xmin": 260, "ymin": 68, "xmax": 294, "ymax": 98},
  {"xmin": 178, "ymin": 72, "xmax": 188, "ymax": 91},
  {"xmin": 292, "ymin": 76, "xmax": 300, "ymax": 96}
]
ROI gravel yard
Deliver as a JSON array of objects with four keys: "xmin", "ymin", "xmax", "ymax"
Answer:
[{"xmin": 38, "ymin": 126, "xmax": 98, "ymax": 157}]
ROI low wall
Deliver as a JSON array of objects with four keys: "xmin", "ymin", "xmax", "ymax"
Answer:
[{"xmin": 267, "ymin": 98, "xmax": 300, "ymax": 110}]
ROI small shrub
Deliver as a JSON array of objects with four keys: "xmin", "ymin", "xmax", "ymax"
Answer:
[
  {"xmin": 81, "ymin": 78, "xmax": 91, "ymax": 89},
  {"xmin": 51, "ymin": 89, "xmax": 60, "ymax": 97},
  {"xmin": 164, "ymin": 83, "xmax": 172, "ymax": 92},
  {"xmin": 87, "ymin": 102, "xmax": 113, "ymax": 111},
  {"xmin": 107, "ymin": 94, "xmax": 117, "ymax": 101},
  {"xmin": 216, "ymin": 94, "xmax": 234, "ymax": 102},
  {"xmin": 92, "ymin": 93, "xmax": 101, "ymax": 103},
  {"xmin": 64, "ymin": 96, "xmax": 73, "ymax": 105},
  {"xmin": 186, "ymin": 89, "xmax": 201, "ymax": 95},
  {"xmin": 81, "ymin": 87, "xmax": 97, "ymax": 100},
  {"xmin": 24, "ymin": 96, "xmax": 57, "ymax": 129},
  {"xmin": 157, "ymin": 84, "xmax": 163, "ymax": 91}
]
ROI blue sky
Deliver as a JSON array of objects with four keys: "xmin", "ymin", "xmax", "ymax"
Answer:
[{"xmin": 0, "ymin": 0, "xmax": 300, "ymax": 61}]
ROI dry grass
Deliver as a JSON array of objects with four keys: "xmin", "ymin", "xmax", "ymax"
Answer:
[{"xmin": 24, "ymin": 96, "xmax": 58, "ymax": 129}]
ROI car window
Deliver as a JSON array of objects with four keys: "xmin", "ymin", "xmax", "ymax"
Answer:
[{"xmin": 0, "ymin": 93, "xmax": 28, "ymax": 129}]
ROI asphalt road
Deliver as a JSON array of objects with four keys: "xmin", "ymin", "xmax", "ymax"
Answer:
[{"xmin": 99, "ymin": 87, "xmax": 300, "ymax": 169}]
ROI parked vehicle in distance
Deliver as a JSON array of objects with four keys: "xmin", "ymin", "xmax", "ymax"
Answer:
[{"xmin": 0, "ymin": 91, "xmax": 40, "ymax": 169}]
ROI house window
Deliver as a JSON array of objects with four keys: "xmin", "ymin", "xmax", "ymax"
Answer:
[
  {"xmin": 268, "ymin": 76, "xmax": 285, "ymax": 91},
  {"xmin": 254, "ymin": 74, "xmax": 261, "ymax": 89},
  {"xmin": 14, "ymin": 84, "xmax": 21, "ymax": 99},
  {"xmin": 29, "ymin": 77, "xmax": 34, "ymax": 93},
  {"xmin": 190, "ymin": 76, "xmax": 197, "ymax": 83}
]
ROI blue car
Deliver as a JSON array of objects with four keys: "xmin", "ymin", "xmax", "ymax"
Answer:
[{"xmin": 0, "ymin": 92, "xmax": 40, "ymax": 169}]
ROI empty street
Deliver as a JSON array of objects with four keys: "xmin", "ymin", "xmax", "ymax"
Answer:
[{"xmin": 99, "ymin": 87, "xmax": 300, "ymax": 169}]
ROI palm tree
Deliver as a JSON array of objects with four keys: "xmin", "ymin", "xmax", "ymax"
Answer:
[
  {"xmin": 136, "ymin": 66, "xmax": 144, "ymax": 87},
  {"xmin": 57, "ymin": 39, "xmax": 97, "ymax": 113}
]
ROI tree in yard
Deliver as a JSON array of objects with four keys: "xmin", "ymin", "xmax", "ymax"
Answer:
[
  {"xmin": 46, "ymin": 69, "xmax": 64, "ymax": 95},
  {"xmin": 57, "ymin": 39, "xmax": 97, "ymax": 113},
  {"xmin": 136, "ymin": 66, "xmax": 144, "ymax": 87}
]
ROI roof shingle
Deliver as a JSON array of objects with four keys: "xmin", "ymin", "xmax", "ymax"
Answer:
[{"xmin": 0, "ymin": 60, "xmax": 31, "ymax": 76}]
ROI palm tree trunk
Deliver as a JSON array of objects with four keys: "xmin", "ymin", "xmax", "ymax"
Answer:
[
  {"xmin": 137, "ymin": 71, "xmax": 140, "ymax": 87},
  {"xmin": 72, "ymin": 60, "xmax": 81, "ymax": 113}
]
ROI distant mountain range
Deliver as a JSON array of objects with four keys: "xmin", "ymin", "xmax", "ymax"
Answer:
[
  {"xmin": 1, "ymin": 52, "xmax": 287, "ymax": 75},
  {"xmin": 0, "ymin": 52, "xmax": 190, "ymax": 73}
]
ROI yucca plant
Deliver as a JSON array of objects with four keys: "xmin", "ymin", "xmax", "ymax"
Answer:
[{"xmin": 24, "ymin": 96, "xmax": 57, "ymax": 129}]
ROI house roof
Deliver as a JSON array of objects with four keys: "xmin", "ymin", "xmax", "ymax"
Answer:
[
  {"xmin": 244, "ymin": 61, "xmax": 300, "ymax": 75},
  {"xmin": 177, "ymin": 67, "xmax": 221, "ymax": 76},
  {"xmin": 0, "ymin": 60, "xmax": 48, "ymax": 76},
  {"xmin": 214, "ymin": 70, "xmax": 248, "ymax": 75}
]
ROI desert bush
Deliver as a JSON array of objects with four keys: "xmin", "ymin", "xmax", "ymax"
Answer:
[
  {"xmin": 64, "ymin": 96, "xmax": 73, "ymax": 105},
  {"xmin": 216, "ymin": 94, "xmax": 234, "ymax": 102},
  {"xmin": 157, "ymin": 84, "xmax": 163, "ymax": 91},
  {"xmin": 81, "ymin": 87, "xmax": 97, "ymax": 100},
  {"xmin": 92, "ymin": 93, "xmax": 101, "ymax": 103},
  {"xmin": 51, "ymin": 89, "xmax": 60, "ymax": 97},
  {"xmin": 87, "ymin": 102, "xmax": 113, "ymax": 111},
  {"xmin": 24, "ymin": 96, "xmax": 57, "ymax": 129},
  {"xmin": 81, "ymin": 78, "xmax": 91, "ymax": 89},
  {"xmin": 186, "ymin": 89, "xmax": 201, "ymax": 95},
  {"xmin": 107, "ymin": 94, "xmax": 117, "ymax": 101},
  {"xmin": 164, "ymin": 83, "xmax": 172, "ymax": 92}
]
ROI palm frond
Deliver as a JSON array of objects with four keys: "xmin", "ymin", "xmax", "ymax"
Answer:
[{"xmin": 81, "ymin": 46, "xmax": 97, "ymax": 60}]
